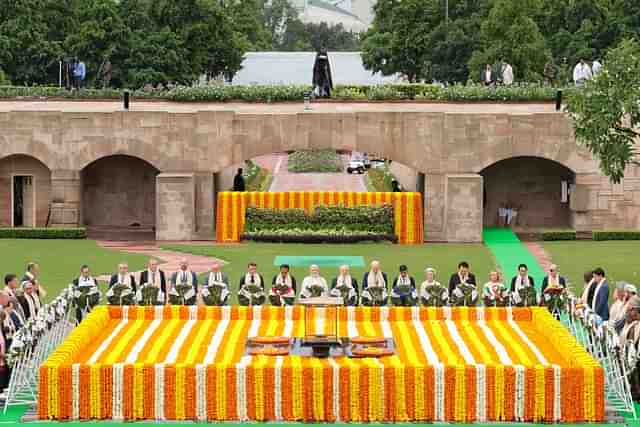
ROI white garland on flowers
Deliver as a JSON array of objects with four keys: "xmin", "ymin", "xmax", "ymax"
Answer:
[
  {"xmin": 155, "ymin": 364, "xmax": 165, "ymax": 420},
  {"xmin": 445, "ymin": 321, "xmax": 475, "ymax": 364},
  {"xmin": 72, "ymin": 363, "xmax": 80, "ymax": 419},
  {"xmin": 112, "ymin": 363, "xmax": 124, "ymax": 420},
  {"xmin": 236, "ymin": 359, "xmax": 248, "ymax": 421},
  {"xmin": 553, "ymin": 364, "xmax": 562, "ymax": 421},
  {"xmin": 475, "ymin": 364, "xmax": 486, "ymax": 422},
  {"xmin": 125, "ymin": 319, "xmax": 162, "ymax": 363},
  {"xmin": 476, "ymin": 320, "xmax": 512, "ymax": 365},
  {"xmin": 411, "ymin": 306, "xmax": 440, "ymax": 364},
  {"xmin": 328, "ymin": 357, "xmax": 341, "ymax": 421},
  {"xmin": 196, "ymin": 364, "xmax": 207, "ymax": 421},
  {"xmin": 515, "ymin": 365, "xmax": 525, "ymax": 421},
  {"xmin": 347, "ymin": 306, "xmax": 358, "ymax": 337},
  {"xmin": 380, "ymin": 306, "xmax": 392, "ymax": 338},
  {"xmin": 435, "ymin": 364, "xmax": 445, "ymax": 421},
  {"xmin": 203, "ymin": 307, "xmax": 231, "ymax": 364},
  {"xmin": 274, "ymin": 356, "xmax": 284, "ymax": 421}
]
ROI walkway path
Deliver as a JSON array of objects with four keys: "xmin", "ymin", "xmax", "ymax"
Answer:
[
  {"xmin": 267, "ymin": 153, "xmax": 367, "ymax": 192},
  {"xmin": 95, "ymin": 241, "xmax": 225, "ymax": 281}
]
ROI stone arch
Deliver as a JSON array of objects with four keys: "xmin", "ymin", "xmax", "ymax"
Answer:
[
  {"xmin": 81, "ymin": 155, "xmax": 160, "ymax": 233},
  {"xmin": 0, "ymin": 154, "xmax": 52, "ymax": 227},
  {"xmin": 480, "ymin": 156, "xmax": 575, "ymax": 228},
  {"xmin": 76, "ymin": 145, "xmax": 164, "ymax": 173}
]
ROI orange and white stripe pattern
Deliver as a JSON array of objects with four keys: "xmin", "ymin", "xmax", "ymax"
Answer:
[
  {"xmin": 215, "ymin": 191, "xmax": 424, "ymax": 244},
  {"xmin": 39, "ymin": 306, "xmax": 604, "ymax": 422}
]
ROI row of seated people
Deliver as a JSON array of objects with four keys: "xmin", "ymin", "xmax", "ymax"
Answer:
[{"xmin": 71, "ymin": 259, "xmax": 577, "ymax": 310}]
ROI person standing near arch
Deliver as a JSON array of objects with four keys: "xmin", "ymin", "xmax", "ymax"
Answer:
[{"xmin": 233, "ymin": 168, "xmax": 245, "ymax": 191}]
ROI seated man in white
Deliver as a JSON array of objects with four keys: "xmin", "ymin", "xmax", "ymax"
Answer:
[
  {"xmin": 300, "ymin": 265, "xmax": 329, "ymax": 299},
  {"xmin": 330, "ymin": 265, "xmax": 358, "ymax": 306},
  {"xmin": 270, "ymin": 264, "xmax": 296, "ymax": 306},
  {"xmin": 483, "ymin": 271, "xmax": 510, "ymax": 307},
  {"xmin": 420, "ymin": 268, "xmax": 448, "ymax": 306},
  {"xmin": 138, "ymin": 258, "xmax": 167, "ymax": 305},
  {"xmin": 169, "ymin": 258, "xmax": 198, "ymax": 305},
  {"xmin": 238, "ymin": 262, "xmax": 266, "ymax": 306},
  {"xmin": 107, "ymin": 263, "xmax": 136, "ymax": 305},
  {"xmin": 201, "ymin": 261, "xmax": 230, "ymax": 306},
  {"xmin": 361, "ymin": 260, "xmax": 389, "ymax": 306}
]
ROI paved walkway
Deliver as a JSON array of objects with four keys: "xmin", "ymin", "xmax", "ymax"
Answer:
[
  {"xmin": 96, "ymin": 241, "xmax": 225, "ymax": 282},
  {"xmin": 524, "ymin": 241, "xmax": 554, "ymax": 272},
  {"xmin": 267, "ymin": 153, "xmax": 367, "ymax": 192}
]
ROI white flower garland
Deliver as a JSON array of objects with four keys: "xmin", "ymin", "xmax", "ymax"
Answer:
[
  {"xmin": 445, "ymin": 320, "xmax": 475, "ymax": 364},
  {"xmin": 315, "ymin": 306, "xmax": 326, "ymax": 336},
  {"xmin": 88, "ymin": 318, "xmax": 129, "ymax": 363},
  {"xmin": 475, "ymin": 306, "xmax": 485, "ymax": 321},
  {"xmin": 475, "ymin": 364, "xmax": 486, "ymax": 422},
  {"xmin": 411, "ymin": 306, "xmax": 440, "ymax": 364},
  {"xmin": 236, "ymin": 359, "xmax": 249, "ymax": 421},
  {"xmin": 283, "ymin": 305, "xmax": 294, "ymax": 336},
  {"xmin": 508, "ymin": 317, "xmax": 549, "ymax": 365},
  {"xmin": 112, "ymin": 363, "xmax": 124, "ymax": 420},
  {"xmin": 435, "ymin": 364, "xmax": 445, "ymax": 421},
  {"xmin": 125, "ymin": 319, "xmax": 162, "ymax": 363},
  {"xmin": 380, "ymin": 306, "xmax": 392, "ymax": 338},
  {"xmin": 164, "ymin": 319, "xmax": 197, "ymax": 364},
  {"xmin": 328, "ymin": 357, "xmax": 341, "ymax": 421},
  {"xmin": 442, "ymin": 305, "xmax": 452, "ymax": 321},
  {"xmin": 203, "ymin": 307, "xmax": 231, "ymax": 364},
  {"xmin": 248, "ymin": 305, "xmax": 262, "ymax": 337},
  {"xmin": 476, "ymin": 320, "xmax": 512, "ymax": 365},
  {"xmin": 347, "ymin": 306, "xmax": 358, "ymax": 337},
  {"xmin": 154, "ymin": 364, "xmax": 165, "ymax": 420},
  {"xmin": 274, "ymin": 356, "xmax": 284, "ymax": 421},
  {"xmin": 196, "ymin": 364, "xmax": 207, "ymax": 421},
  {"xmin": 515, "ymin": 365, "xmax": 525, "ymax": 421},
  {"xmin": 553, "ymin": 364, "xmax": 562, "ymax": 422},
  {"xmin": 72, "ymin": 363, "xmax": 80, "ymax": 420}
]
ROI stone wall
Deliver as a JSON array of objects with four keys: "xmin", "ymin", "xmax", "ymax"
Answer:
[
  {"xmin": 81, "ymin": 155, "xmax": 158, "ymax": 227},
  {"xmin": 156, "ymin": 174, "xmax": 195, "ymax": 241},
  {"xmin": 1, "ymin": 106, "xmax": 639, "ymax": 241},
  {"xmin": 481, "ymin": 156, "xmax": 574, "ymax": 228},
  {"xmin": 0, "ymin": 154, "xmax": 51, "ymax": 227}
]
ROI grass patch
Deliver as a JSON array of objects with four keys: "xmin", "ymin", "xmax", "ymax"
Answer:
[
  {"xmin": 367, "ymin": 166, "xmax": 396, "ymax": 192},
  {"xmin": 287, "ymin": 149, "xmax": 342, "ymax": 173},
  {"xmin": 543, "ymin": 241, "xmax": 640, "ymax": 295},
  {"xmin": 161, "ymin": 242, "xmax": 496, "ymax": 304},
  {"xmin": 0, "ymin": 239, "xmax": 150, "ymax": 302}
]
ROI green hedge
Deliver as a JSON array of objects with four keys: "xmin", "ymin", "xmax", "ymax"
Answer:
[
  {"xmin": 542, "ymin": 230, "xmax": 577, "ymax": 241},
  {"xmin": 0, "ymin": 83, "xmax": 570, "ymax": 103},
  {"xmin": 593, "ymin": 230, "xmax": 640, "ymax": 241},
  {"xmin": 245, "ymin": 205, "xmax": 394, "ymax": 234},
  {"xmin": 287, "ymin": 149, "xmax": 342, "ymax": 173},
  {"xmin": 242, "ymin": 229, "xmax": 397, "ymax": 244},
  {"xmin": 0, "ymin": 227, "xmax": 87, "ymax": 239}
]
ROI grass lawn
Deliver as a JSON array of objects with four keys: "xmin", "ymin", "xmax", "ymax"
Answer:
[
  {"xmin": 543, "ymin": 241, "xmax": 640, "ymax": 295},
  {"xmin": 162, "ymin": 242, "xmax": 496, "ymax": 304},
  {"xmin": 0, "ymin": 239, "xmax": 150, "ymax": 301}
]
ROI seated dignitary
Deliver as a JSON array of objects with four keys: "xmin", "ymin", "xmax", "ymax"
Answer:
[
  {"xmin": 270, "ymin": 264, "xmax": 296, "ymax": 306},
  {"xmin": 420, "ymin": 268, "xmax": 448, "ymax": 306},
  {"xmin": 169, "ymin": 258, "xmax": 198, "ymax": 305},
  {"xmin": 138, "ymin": 259, "xmax": 167, "ymax": 305},
  {"xmin": 107, "ymin": 263, "xmax": 137, "ymax": 305},
  {"xmin": 330, "ymin": 265, "xmax": 359, "ymax": 306},
  {"xmin": 201, "ymin": 262, "xmax": 230, "ymax": 306},
  {"xmin": 510, "ymin": 263, "xmax": 537, "ymax": 307},
  {"xmin": 483, "ymin": 271, "xmax": 510, "ymax": 307},
  {"xmin": 361, "ymin": 261, "xmax": 389, "ymax": 306},
  {"xmin": 448, "ymin": 262, "xmax": 478, "ymax": 307},
  {"xmin": 300, "ymin": 265, "xmax": 329, "ymax": 299},
  {"xmin": 391, "ymin": 265, "xmax": 417, "ymax": 306},
  {"xmin": 238, "ymin": 262, "xmax": 266, "ymax": 306}
]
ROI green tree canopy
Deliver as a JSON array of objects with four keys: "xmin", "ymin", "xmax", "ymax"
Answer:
[{"xmin": 566, "ymin": 38, "xmax": 640, "ymax": 183}]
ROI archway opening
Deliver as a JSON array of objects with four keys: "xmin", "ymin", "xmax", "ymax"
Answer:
[
  {"xmin": 480, "ymin": 156, "xmax": 575, "ymax": 229},
  {"xmin": 81, "ymin": 155, "xmax": 159, "ymax": 240},
  {"xmin": 0, "ymin": 154, "xmax": 52, "ymax": 227}
]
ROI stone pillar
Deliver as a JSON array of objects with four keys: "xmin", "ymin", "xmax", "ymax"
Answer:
[
  {"xmin": 423, "ymin": 173, "xmax": 446, "ymax": 242},
  {"xmin": 156, "ymin": 173, "xmax": 195, "ymax": 241},
  {"xmin": 49, "ymin": 170, "xmax": 81, "ymax": 227},
  {"xmin": 193, "ymin": 172, "xmax": 215, "ymax": 240},
  {"xmin": 443, "ymin": 174, "xmax": 483, "ymax": 243}
]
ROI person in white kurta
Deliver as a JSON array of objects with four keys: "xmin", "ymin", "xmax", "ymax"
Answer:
[{"xmin": 300, "ymin": 265, "xmax": 329, "ymax": 299}]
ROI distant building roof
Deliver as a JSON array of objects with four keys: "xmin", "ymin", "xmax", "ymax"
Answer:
[
  {"xmin": 231, "ymin": 52, "xmax": 400, "ymax": 86},
  {"xmin": 301, "ymin": 0, "xmax": 368, "ymax": 32}
]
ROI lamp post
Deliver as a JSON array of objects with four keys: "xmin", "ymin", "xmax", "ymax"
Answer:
[{"xmin": 445, "ymin": 0, "xmax": 449, "ymax": 26}]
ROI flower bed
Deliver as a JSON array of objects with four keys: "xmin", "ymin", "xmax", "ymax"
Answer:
[
  {"xmin": 287, "ymin": 150, "xmax": 343, "ymax": 173},
  {"xmin": 39, "ymin": 306, "xmax": 603, "ymax": 422},
  {"xmin": 216, "ymin": 191, "xmax": 423, "ymax": 244}
]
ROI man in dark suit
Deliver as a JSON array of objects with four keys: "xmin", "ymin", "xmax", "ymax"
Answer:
[
  {"xmin": 3, "ymin": 274, "xmax": 25, "ymax": 323},
  {"xmin": 582, "ymin": 267, "xmax": 610, "ymax": 321},
  {"xmin": 17, "ymin": 281, "xmax": 41, "ymax": 321},
  {"xmin": 448, "ymin": 261, "xmax": 477, "ymax": 295},
  {"xmin": 139, "ymin": 258, "xmax": 167, "ymax": 296},
  {"xmin": 109, "ymin": 263, "xmax": 137, "ymax": 293},
  {"xmin": 170, "ymin": 258, "xmax": 198, "ymax": 292},
  {"xmin": 72, "ymin": 264, "xmax": 100, "ymax": 321}
]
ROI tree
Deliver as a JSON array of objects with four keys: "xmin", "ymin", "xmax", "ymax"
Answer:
[
  {"xmin": 468, "ymin": 0, "xmax": 551, "ymax": 81},
  {"xmin": 566, "ymin": 39, "xmax": 640, "ymax": 183}
]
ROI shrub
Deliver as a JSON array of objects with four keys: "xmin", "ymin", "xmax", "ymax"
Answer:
[
  {"xmin": 542, "ymin": 230, "xmax": 577, "ymax": 241},
  {"xmin": 244, "ymin": 205, "xmax": 395, "ymax": 235},
  {"xmin": 287, "ymin": 149, "xmax": 343, "ymax": 173},
  {"xmin": 242, "ymin": 230, "xmax": 397, "ymax": 244},
  {"xmin": 0, "ymin": 228, "xmax": 87, "ymax": 239},
  {"xmin": 593, "ymin": 230, "xmax": 640, "ymax": 241}
]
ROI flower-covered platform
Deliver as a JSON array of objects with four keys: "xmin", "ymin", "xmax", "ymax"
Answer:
[{"xmin": 39, "ymin": 306, "xmax": 604, "ymax": 423}]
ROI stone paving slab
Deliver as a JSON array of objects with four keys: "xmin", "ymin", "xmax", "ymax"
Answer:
[
  {"xmin": 0, "ymin": 100, "xmax": 558, "ymax": 114},
  {"xmin": 95, "ymin": 241, "xmax": 226, "ymax": 282}
]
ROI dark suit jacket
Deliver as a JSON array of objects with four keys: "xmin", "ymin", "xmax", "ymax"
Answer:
[
  {"xmin": 170, "ymin": 271, "xmax": 198, "ymax": 291},
  {"xmin": 271, "ymin": 275, "xmax": 297, "ymax": 293},
  {"xmin": 239, "ymin": 274, "xmax": 266, "ymax": 290},
  {"xmin": 448, "ymin": 273, "xmax": 477, "ymax": 294},
  {"xmin": 540, "ymin": 276, "xmax": 566, "ymax": 294},
  {"xmin": 392, "ymin": 276, "xmax": 417, "ymax": 290},
  {"xmin": 203, "ymin": 272, "xmax": 229, "ymax": 287},
  {"xmin": 17, "ymin": 294, "xmax": 40, "ymax": 321},
  {"xmin": 331, "ymin": 277, "xmax": 359, "ymax": 295},
  {"xmin": 362, "ymin": 272, "xmax": 389, "ymax": 290},
  {"xmin": 139, "ymin": 270, "xmax": 167, "ymax": 294},
  {"xmin": 510, "ymin": 275, "xmax": 536, "ymax": 292},
  {"xmin": 109, "ymin": 274, "xmax": 137, "ymax": 293}
]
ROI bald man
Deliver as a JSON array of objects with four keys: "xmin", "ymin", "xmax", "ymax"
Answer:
[
  {"xmin": 171, "ymin": 258, "xmax": 198, "ymax": 293},
  {"xmin": 109, "ymin": 263, "xmax": 137, "ymax": 293}
]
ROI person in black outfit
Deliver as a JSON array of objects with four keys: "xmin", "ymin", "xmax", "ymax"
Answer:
[
  {"xmin": 312, "ymin": 48, "xmax": 333, "ymax": 98},
  {"xmin": 233, "ymin": 168, "xmax": 245, "ymax": 191},
  {"xmin": 448, "ymin": 261, "xmax": 477, "ymax": 294}
]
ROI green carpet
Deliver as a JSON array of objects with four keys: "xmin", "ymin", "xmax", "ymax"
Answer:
[
  {"xmin": 273, "ymin": 255, "xmax": 365, "ymax": 267},
  {"xmin": 482, "ymin": 228, "xmax": 546, "ymax": 288}
]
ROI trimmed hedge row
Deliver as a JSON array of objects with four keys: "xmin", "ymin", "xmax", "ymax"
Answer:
[
  {"xmin": 287, "ymin": 149, "xmax": 342, "ymax": 173},
  {"xmin": 542, "ymin": 230, "xmax": 577, "ymax": 241},
  {"xmin": 245, "ymin": 205, "xmax": 394, "ymax": 234},
  {"xmin": 0, "ymin": 83, "xmax": 568, "ymax": 103},
  {"xmin": 0, "ymin": 227, "xmax": 87, "ymax": 239},
  {"xmin": 593, "ymin": 230, "xmax": 640, "ymax": 241},
  {"xmin": 241, "ymin": 230, "xmax": 398, "ymax": 244}
]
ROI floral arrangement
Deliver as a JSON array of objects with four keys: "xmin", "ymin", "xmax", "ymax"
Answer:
[
  {"xmin": 72, "ymin": 282, "xmax": 100, "ymax": 311},
  {"xmin": 106, "ymin": 283, "xmax": 135, "ymax": 306},
  {"xmin": 201, "ymin": 282, "xmax": 229, "ymax": 306},
  {"xmin": 420, "ymin": 283, "xmax": 449, "ymax": 306},
  {"xmin": 168, "ymin": 283, "xmax": 197, "ymax": 306},
  {"xmin": 450, "ymin": 283, "xmax": 478, "ymax": 307},
  {"xmin": 238, "ymin": 284, "xmax": 266, "ymax": 306},
  {"xmin": 39, "ymin": 306, "xmax": 604, "ymax": 423},
  {"xmin": 330, "ymin": 284, "xmax": 358, "ymax": 306},
  {"xmin": 136, "ymin": 284, "xmax": 164, "ymax": 306}
]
